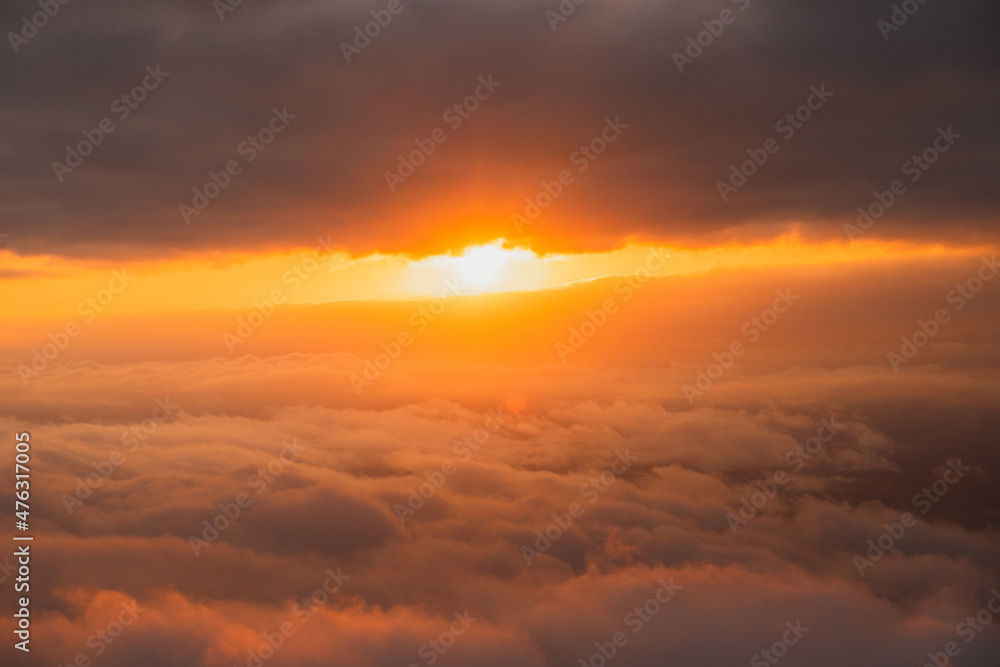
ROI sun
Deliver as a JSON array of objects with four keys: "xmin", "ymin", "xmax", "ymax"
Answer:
[
  {"xmin": 453, "ymin": 242, "xmax": 515, "ymax": 289},
  {"xmin": 404, "ymin": 240, "xmax": 539, "ymax": 296}
]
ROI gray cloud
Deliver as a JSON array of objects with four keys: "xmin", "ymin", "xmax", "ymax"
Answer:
[{"xmin": 0, "ymin": 0, "xmax": 997, "ymax": 257}]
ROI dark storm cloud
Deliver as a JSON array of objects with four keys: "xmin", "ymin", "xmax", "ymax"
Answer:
[{"xmin": 0, "ymin": 0, "xmax": 998, "ymax": 257}]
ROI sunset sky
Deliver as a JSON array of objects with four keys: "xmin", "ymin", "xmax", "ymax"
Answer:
[{"xmin": 2, "ymin": 1, "xmax": 999, "ymax": 666}]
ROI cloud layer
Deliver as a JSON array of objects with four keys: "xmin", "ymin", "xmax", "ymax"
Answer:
[{"xmin": 2, "ymin": 255, "xmax": 999, "ymax": 665}]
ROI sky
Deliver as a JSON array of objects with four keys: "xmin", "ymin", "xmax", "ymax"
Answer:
[
  {"xmin": 1, "ymin": 1, "xmax": 999, "ymax": 666},
  {"xmin": 1, "ymin": 0, "xmax": 999, "ymax": 258}
]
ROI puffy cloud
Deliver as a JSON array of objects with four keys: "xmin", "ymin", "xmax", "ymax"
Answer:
[{"xmin": 2, "ymin": 255, "xmax": 999, "ymax": 665}]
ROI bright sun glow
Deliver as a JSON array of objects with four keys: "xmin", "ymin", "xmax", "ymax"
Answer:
[
  {"xmin": 454, "ymin": 242, "xmax": 514, "ymax": 288},
  {"xmin": 401, "ymin": 240, "xmax": 544, "ymax": 297}
]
